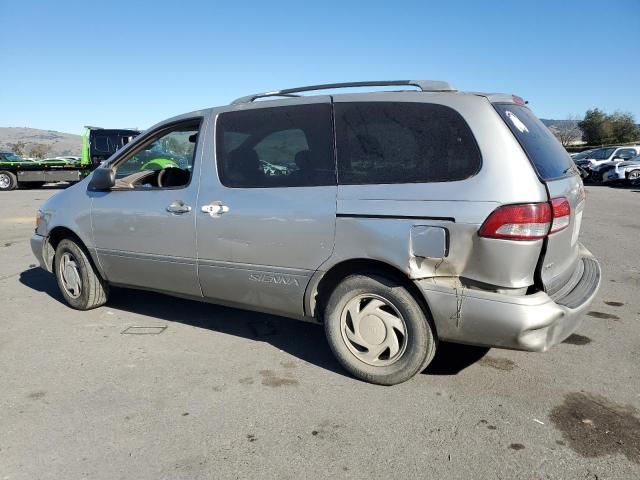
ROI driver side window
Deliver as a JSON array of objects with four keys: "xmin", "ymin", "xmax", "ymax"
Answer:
[{"xmin": 114, "ymin": 120, "xmax": 201, "ymax": 189}]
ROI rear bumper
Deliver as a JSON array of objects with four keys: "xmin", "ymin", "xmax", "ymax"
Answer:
[{"xmin": 416, "ymin": 244, "xmax": 601, "ymax": 352}]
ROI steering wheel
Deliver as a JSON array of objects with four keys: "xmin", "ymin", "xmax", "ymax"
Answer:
[{"xmin": 156, "ymin": 166, "xmax": 176, "ymax": 188}]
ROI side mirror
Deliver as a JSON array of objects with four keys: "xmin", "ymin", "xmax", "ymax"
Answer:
[{"xmin": 89, "ymin": 167, "xmax": 115, "ymax": 191}]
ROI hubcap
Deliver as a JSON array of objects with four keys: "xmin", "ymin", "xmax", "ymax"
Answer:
[
  {"xmin": 0, "ymin": 174, "xmax": 9, "ymax": 189},
  {"xmin": 59, "ymin": 252, "xmax": 82, "ymax": 298},
  {"xmin": 629, "ymin": 171, "xmax": 640, "ymax": 185},
  {"xmin": 340, "ymin": 294, "xmax": 408, "ymax": 366}
]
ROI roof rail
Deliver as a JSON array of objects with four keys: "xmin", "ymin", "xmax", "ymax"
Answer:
[{"xmin": 230, "ymin": 80, "xmax": 456, "ymax": 104}]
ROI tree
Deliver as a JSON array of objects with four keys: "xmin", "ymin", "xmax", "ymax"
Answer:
[
  {"xmin": 578, "ymin": 109, "xmax": 611, "ymax": 145},
  {"xmin": 29, "ymin": 144, "xmax": 51, "ymax": 159},
  {"xmin": 609, "ymin": 112, "xmax": 640, "ymax": 143},
  {"xmin": 552, "ymin": 116, "xmax": 582, "ymax": 147},
  {"xmin": 578, "ymin": 109, "xmax": 640, "ymax": 145},
  {"xmin": 9, "ymin": 141, "xmax": 27, "ymax": 157}
]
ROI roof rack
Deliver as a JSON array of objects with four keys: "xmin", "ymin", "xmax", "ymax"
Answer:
[{"xmin": 230, "ymin": 80, "xmax": 456, "ymax": 104}]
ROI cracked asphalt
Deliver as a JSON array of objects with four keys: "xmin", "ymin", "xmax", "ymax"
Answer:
[{"xmin": 1, "ymin": 185, "xmax": 639, "ymax": 479}]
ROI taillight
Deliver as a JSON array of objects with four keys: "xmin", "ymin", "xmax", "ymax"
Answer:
[
  {"xmin": 479, "ymin": 198, "xmax": 572, "ymax": 240},
  {"xmin": 550, "ymin": 197, "xmax": 571, "ymax": 233},
  {"xmin": 479, "ymin": 203, "xmax": 551, "ymax": 240}
]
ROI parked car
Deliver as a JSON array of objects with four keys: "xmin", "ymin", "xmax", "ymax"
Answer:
[
  {"xmin": 31, "ymin": 80, "xmax": 601, "ymax": 385},
  {"xmin": 589, "ymin": 148, "xmax": 640, "ymax": 183},
  {"xmin": 575, "ymin": 146, "xmax": 640, "ymax": 181},
  {"xmin": 598, "ymin": 155, "xmax": 640, "ymax": 186}
]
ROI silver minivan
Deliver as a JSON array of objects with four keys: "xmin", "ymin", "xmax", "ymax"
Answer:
[{"xmin": 31, "ymin": 80, "xmax": 601, "ymax": 385}]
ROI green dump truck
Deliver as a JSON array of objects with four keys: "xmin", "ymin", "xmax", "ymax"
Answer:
[{"xmin": 0, "ymin": 127, "xmax": 139, "ymax": 191}]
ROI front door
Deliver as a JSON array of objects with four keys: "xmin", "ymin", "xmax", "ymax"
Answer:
[
  {"xmin": 91, "ymin": 118, "xmax": 205, "ymax": 296},
  {"xmin": 196, "ymin": 98, "xmax": 337, "ymax": 317}
]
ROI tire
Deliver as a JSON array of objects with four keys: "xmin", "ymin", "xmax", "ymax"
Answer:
[
  {"xmin": 0, "ymin": 171, "xmax": 17, "ymax": 191},
  {"xmin": 627, "ymin": 169, "xmax": 640, "ymax": 187},
  {"xmin": 54, "ymin": 238, "xmax": 109, "ymax": 310},
  {"xmin": 324, "ymin": 274, "xmax": 437, "ymax": 385}
]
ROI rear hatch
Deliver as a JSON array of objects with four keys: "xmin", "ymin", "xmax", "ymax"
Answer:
[{"xmin": 494, "ymin": 103, "xmax": 585, "ymax": 295}]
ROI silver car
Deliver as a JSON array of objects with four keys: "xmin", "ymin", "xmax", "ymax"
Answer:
[
  {"xmin": 596, "ymin": 154, "xmax": 640, "ymax": 185},
  {"xmin": 31, "ymin": 80, "xmax": 601, "ymax": 385}
]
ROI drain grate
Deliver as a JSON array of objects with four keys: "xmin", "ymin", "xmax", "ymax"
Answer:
[{"xmin": 121, "ymin": 326, "xmax": 167, "ymax": 335}]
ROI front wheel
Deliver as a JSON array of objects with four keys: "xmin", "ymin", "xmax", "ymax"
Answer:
[
  {"xmin": 324, "ymin": 274, "xmax": 437, "ymax": 385},
  {"xmin": 0, "ymin": 171, "xmax": 17, "ymax": 191},
  {"xmin": 54, "ymin": 238, "xmax": 109, "ymax": 310},
  {"xmin": 627, "ymin": 169, "xmax": 640, "ymax": 187}
]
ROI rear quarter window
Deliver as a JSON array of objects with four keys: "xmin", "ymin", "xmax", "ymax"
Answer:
[
  {"xmin": 334, "ymin": 102, "xmax": 481, "ymax": 185},
  {"xmin": 494, "ymin": 104, "xmax": 575, "ymax": 180}
]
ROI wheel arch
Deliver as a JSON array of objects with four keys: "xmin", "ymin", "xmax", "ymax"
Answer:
[
  {"xmin": 626, "ymin": 168, "xmax": 640, "ymax": 178},
  {"xmin": 305, "ymin": 258, "xmax": 437, "ymax": 334},
  {"xmin": 45, "ymin": 226, "xmax": 104, "ymax": 278}
]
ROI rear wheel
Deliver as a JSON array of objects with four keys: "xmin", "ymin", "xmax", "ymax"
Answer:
[
  {"xmin": 0, "ymin": 171, "xmax": 17, "ymax": 191},
  {"xmin": 54, "ymin": 238, "xmax": 109, "ymax": 310},
  {"xmin": 324, "ymin": 274, "xmax": 436, "ymax": 385},
  {"xmin": 627, "ymin": 169, "xmax": 640, "ymax": 186}
]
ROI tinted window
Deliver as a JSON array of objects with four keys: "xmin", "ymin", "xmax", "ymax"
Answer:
[
  {"xmin": 495, "ymin": 104, "xmax": 576, "ymax": 180},
  {"xmin": 585, "ymin": 147, "xmax": 616, "ymax": 161},
  {"xmin": 93, "ymin": 134, "xmax": 116, "ymax": 154},
  {"xmin": 615, "ymin": 148, "xmax": 637, "ymax": 159},
  {"xmin": 334, "ymin": 102, "xmax": 481, "ymax": 185},
  {"xmin": 1, "ymin": 153, "xmax": 22, "ymax": 162},
  {"xmin": 91, "ymin": 130, "xmax": 139, "ymax": 156},
  {"xmin": 216, "ymin": 104, "xmax": 335, "ymax": 188}
]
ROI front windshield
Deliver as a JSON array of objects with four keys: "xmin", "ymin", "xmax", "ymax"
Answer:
[
  {"xmin": 573, "ymin": 150, "xmax": 593, "ymax": 160},
  {"xmin": 3, "ymin": 153, "xmax": 22, "ymax": 162},
  {"xmin": 588, "ymin": 148, "xmax": 616, "ymax": 160}
]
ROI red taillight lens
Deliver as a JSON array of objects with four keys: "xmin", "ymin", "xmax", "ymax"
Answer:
[
  {"xmin": 479, "ymin": 203, "xmax": 551, "ymax": 240},
  {"xmin": 550, "ymin": 197, "xmax": 571, "ymax": 233}
]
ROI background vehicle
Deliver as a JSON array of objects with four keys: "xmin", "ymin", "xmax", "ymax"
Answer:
[
  {"xmin": 0, "ymin": 127, "xmax": 139, "ymax": 191},
  {"xmin": 0, "ymin": 152, "xmax": 80, "ymax": 190},
  {"xmin": 598, "ymin": 155, "xmax": 640, "ymax": 186},
  {"xmin": 31, "ymin": 80, "xmax": 600, "ymax": 385},
  {"xmin": 81, "ymin": 126, "xmax": 140, "ymax": 168},
  {"xmin": 574, "ymin": 146, "xmax": 640, "ymax": 181},
  {"xmin": 588, "ymin": 147, "xmax": 640, "ymax": 182}
]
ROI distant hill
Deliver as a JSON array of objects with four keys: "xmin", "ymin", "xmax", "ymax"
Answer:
[
  {"xmin": 0, "ymin": 127, "xmax": 81, "ymax": 157},
  {"xmin": 540, "ymin": 119, "xmax": 580, "ymax": 129}
]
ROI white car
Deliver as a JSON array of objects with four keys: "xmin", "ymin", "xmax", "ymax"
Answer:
[
  {"xmin": 599, "ymin": 156, "xmax": 640, "ymax": 185},
  {"xmin": 574, "ymin": 145, "xmax": 640, "ymax": 171}
]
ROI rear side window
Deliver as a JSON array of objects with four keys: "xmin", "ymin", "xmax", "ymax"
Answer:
[
  {"xmin": 334, "ymin": 102, "xmax": 481, "ymax": 185},
  {"xmin": 495, "ymin": 104, "xmax": 574, "ymax": 180},
  {"xmin": 92, "ymin": 134, "xmax": 117, "ymax": 154},
  {"xmin": 216, "ymin": 104, "xmax": 335, "ymax": 188}
]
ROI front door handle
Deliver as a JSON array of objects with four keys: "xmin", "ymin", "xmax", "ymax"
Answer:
[
  {"xmin": 201, "ymin": 202, "xmax": 229, "ymax": 217},
  {"xmin": 166, "ymin": 201, "xmax": 192, "ymax": 214}
]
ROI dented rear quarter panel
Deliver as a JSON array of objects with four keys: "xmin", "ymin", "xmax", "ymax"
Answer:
[{"xmin": 321, "ymin": 92, "xmax": 548, "ymax": 290}]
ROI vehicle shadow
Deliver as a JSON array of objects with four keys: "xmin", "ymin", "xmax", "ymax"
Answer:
[{"xmin": 19, "ymin": 267, "xmax": 489, "ymax": 380}]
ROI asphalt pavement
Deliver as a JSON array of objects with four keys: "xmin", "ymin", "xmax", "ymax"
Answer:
[{"xmin": 0, "ymin": 184, "xmax": 638, "ymax": 479}]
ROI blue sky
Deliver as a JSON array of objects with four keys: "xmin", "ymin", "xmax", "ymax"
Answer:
[{"xmin": 1, "ymin": 0, "xmax": 639, "ymax": 134}]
